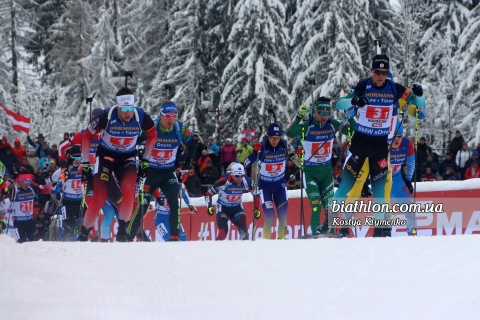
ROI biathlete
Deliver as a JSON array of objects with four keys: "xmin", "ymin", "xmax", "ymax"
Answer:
[
  {"xmin": 334, "ymin": 54, "xmax": 424, "ymax": 237},
  {"xmin": 206, "ymin": 163, "xmax": 260, "ymax": 240},
  {"xmin": 78, "ymin": 87, "xmax": 157, "ymax": 242},
  {"xmin": 244, "ymin": 123, "xmax": 300, "ymax": 239},
  {"xmin": 127, "ymin": 101, "xmax": 196, "ymax": 241}
]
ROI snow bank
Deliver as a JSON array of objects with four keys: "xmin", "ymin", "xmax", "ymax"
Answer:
[{"xmin": 1, "ymin": 234, "xmax": 479, "ymax": 320}]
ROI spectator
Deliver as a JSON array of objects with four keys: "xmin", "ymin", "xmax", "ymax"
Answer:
[
  {"xmin": 34, "ymin": 167, "xmax": 51, "ymax": 207},
  {"xmin": 197, "ymin": 150, "xmax": 211, "ymax": 173},
  {"xmin": 0, "ymin": 147, "xmax": 19, "ymax": 174},
  {"xmin": 235, "ymin": 138, "xmax": 254, "ymax": 177},
  {"xmin": 27, "ymin": 133, "xmax": 46, "ymax": 158},
  {"xmin": 455, "ymin": 143, "xmax": 471, "ymax": 180},
  {"xmin": 220, "ymin": 138, "xmax": 237, "ymax": 173},
  {"xmin": 38, "ymin": 142, "xmax": 50, "ymax": 159},
  {"xmin": 192, "ymin": 133, "xmax": 204, "ymax": 161},
  {"xmin": 465, "ymin": 150, "xmax": 479, "ymax": 169},
  {"xmin": 476, "ymin": 141, "xmax": 480, "ymax": 155},
  {"xmin": 50, "ymin": 144, "xmax": 60, "ymax": 166},
  {"xmin": 465, "ymin": 160, "xmax": 480, "ymax": 180},
  {"xmin": 416, "ymin": 137, "xmax": 432, "ymax": 179},
  {"xmin": 439, "ymin": 152, "xmax": 460, "ymax": 176},
  {"xmin": 421, "ymin": 168, "xmax": 436, "ymax": 182},
  {"xmin": 200, "ymin": 160, "xmax": 219, "ymax": 185},
  {"xmin": 39, "ymin": 150, "xmax": 52, "ymax": 170},
  {"xmin": 205, "ymin": 137, "xmax": 220, "ymax": 166},
  {"xmin": 0, "ymin": 136, "xmax": 12, "ymax": 157},
  {"xmin": 287, "ymin": 175, "xmax": 301, "ymax": 190},
  {"xmin": 11, "ymin": 138, "xmax": 27, "ymax": 163},
  {"xmin": 184, "ymin": 168, "xmax": 202, "ymax": 197},
  {"xmin": 441, "ymin": 166, "xmax": 456, "ymax": 181},
  {"xmin": 420, "ymin": 155, "xmax": 439, "ymax": 175},
  {"xmin": 47, "ymin": 159, "xmax": 59, "ymax": 175},
  {"xmin": 285, "ymin": 158, "xmax": 300, "ymax": 181},
  {"xmin": 27, "ymin": 151, "xmax": 39, "ymax": 170},
  {"xmin": 17, "ymin": 158, "xmax": 35, "ymax": 174},
  {"xmin": 449, "ymin": 130, "xmax": 465, "ymax": 161}
]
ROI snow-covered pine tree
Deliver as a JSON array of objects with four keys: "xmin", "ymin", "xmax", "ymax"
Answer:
[
  {"xmin": 146, "ymin": 0, "xmax": 203, "ymax": 133},
  {"xmin": 289, "ymin": 0, "xmax": 363, "ymax": 127},
  {"xmin": 46, "ymin": 0, "xmax": 95, "ymax": 137},
  {"xmin": 199, "ymin": 0, "xmax": 238, "ymax": 139},
  {"xmin": 221, "ymin": 0, "xmax": 290, "ymax": 142}
]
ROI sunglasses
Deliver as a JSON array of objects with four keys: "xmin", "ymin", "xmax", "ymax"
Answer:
[
  {"xmin": 120, "ymin": 106, "xmax": 135, "ymax": 112},
  {"xmin": 74, "ymin": 157, "xmax": 81, "ymax": 161},
  {"xmin": 269, "ymin": 137, "xmax": 280, "ymax": 141},
  {"xmin": 315, "ymin": 111, "xmax": 330, "ymax": 116},
  {"xmin": 163, "ymin": 114, "xmax": 178, "ymax": 120},
  {"xmin": 373, "ymin": 69, "xmax": 389, "ymax": 76},
  {"xmin": 233, "ymin": 174, "xmax": 244, "ymax": 178},
  {"xmin": 394, "ymin": 135, "xmax": 403, "ymax": 139}
]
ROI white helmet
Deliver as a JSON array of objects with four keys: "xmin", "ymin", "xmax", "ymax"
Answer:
[
  {"xmin": 227, "ymin": 162, "xmax": 236, "ymax": 173},
  {"xmin": 231, "ymin": 163, "xmax": 245, "ymax": 177}
]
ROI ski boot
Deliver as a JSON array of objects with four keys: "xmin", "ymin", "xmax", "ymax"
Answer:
[
  {"xmin": 76, "ymin": 225, "xmax": 92, "ymax": 242},
  {"xmin": 407, "ymin": 228, "xmax": 417, "ymax": 236},
  {"xmin": 383, "ymin": 227, "xmax": 392, "ymax": 237},
  {"xmin": 116, "ymin": 220, "xmax": 130, "ymax": 242},
  {"xmin": 169, "ymin": 230, "xmax": 180, "ymax": 242},
  {"xmin": 338, "ymin": 227, "xmax": 350, "ymax": 238},
  {"xmin": 316, "ymin": 221, "xmax": 330, "ymax": 234},
  {"xmin": 372, "ymin": 227, "xmax": 383, "ymax": 238}
]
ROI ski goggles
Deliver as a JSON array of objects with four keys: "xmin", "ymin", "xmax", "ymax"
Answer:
[
  {"xmin": 120, "ymin": 106, "xmax": 135, "ymax": 112},
  {"xmin": 315, "ymin": 111, "xmax": 331, "ymax": 116},
  {"xmin": 394, "ymin": 134, "xmax": 403, "ymax": 139},
  {"xmin": 162, "ymin": 114, "xmax": 178, "ymax": 120},
  {"xmin": 373, "ymin": 69, "xmax": 389, "ymax": 76},
  {"xmin": 73, "ymin": 157, "xmax": 82, "ymax": 161},
  {"xmin": 232, "ymin": 173, "xmax": 244, "ymax": 178},
  {"xmin": 269, "ymin": 136, "xmax": 281, "ymax": 141}
]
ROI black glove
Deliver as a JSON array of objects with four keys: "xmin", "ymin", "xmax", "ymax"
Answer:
[
  {"xmin": 412, "ymin": 84, "xmax": 423, "ymax": 97},
  {"xmin": 43, "ymin": 171, "xmax": 51, "ymax": 179},
  {"xmin": 11, "ymin": 172, "xmax": 19, "ymax": 180},
  {"xmin": 81, "ymin": 162, "xmax": 92, "ymax": 182},
  {"xmin": 351, "ymin": 96, "xmax": 369, "ymax": 108},
  {"xmin": 405, "ymin": 180, "xmax": 414, "ymax": 194},
  {"xmin": 138, "ymin": 159, "xmax": 149, "ymax": 178},
  {"xmin": 1, "ymin": 188, "xmax": 8, "ymax": 196},
  {"xmin": 156, "ymin": 197, "xmax": 165, "ymax": 206}
]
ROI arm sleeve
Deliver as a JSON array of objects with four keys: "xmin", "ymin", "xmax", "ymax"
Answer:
[
  {"xmin": 27, "ymin": 136, "xmax": 36, "ymax": 148},
  {"xmin": 182, "ymin": 137, "xmax": 197, "ymax": 170},
  {"xmin": 142, "ymin": 124, "xmax": 157, "ymax": 162},
  {"xmin": 181, "ymin": 184, "xmax": 192, "ymax": 206},
  {"xmin": 286, "ymin": 142, "xmax": 302, "ymax": 168},
  {"xmin": 81, "ymin": 113, "xmax": 108, "ymax": 162},
  {"xmin": 336, "ymin": 81, "xmax": 367, "ymax": 110},
  {"xmin": 286, "ymin": 116, "xmax": 305, "ymax": 138},
  {"xmin": 244, "ymin": 147, "xmax": 263, "ymax": 169},
  {"xmin": 153, "ymin": 188, "xmax": 161, "ymax": 200},
  {"xmin": 206, "ymin": 176, "xmax": 227, "ymax": 198},
  {"xmin": 137, "ymin": 130, "xmax": 147, "ymax": 144},
  {"xmin": 406, "ymin": 141, "xmax": 415, "ymax": 181}
]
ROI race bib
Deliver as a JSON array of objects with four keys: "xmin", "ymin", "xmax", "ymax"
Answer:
[
  {"xmin": 110, "ymin": 137, "xmax": 135, "ymax": 147},
  {"xmin": 366, "ymin": 106, "xmax": 390, "ymax": 120}
]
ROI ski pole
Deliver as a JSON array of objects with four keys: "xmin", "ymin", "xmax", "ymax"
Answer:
[
  {"xmin": 251, "ymin": 151, "xmax": 261, "ymax": 241},
  {"xmin": 199, "ymin": 217, "xmax": 210, "ymax": 241}
]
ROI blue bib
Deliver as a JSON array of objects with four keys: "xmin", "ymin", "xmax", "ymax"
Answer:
[
  {"xmin": 99, "ymin": 107, "xmax": 144, "ymax": 153},
  {"xmin": 217, "ymin": 175, "xmax": 251, "ymax": 208},
  {"xmin": 149, "ymin": 122, "xmax": 183, "ymax": 169},
  {"xmin": 390, "ymin": 137, "xmax": 410, "ymax": 177}
]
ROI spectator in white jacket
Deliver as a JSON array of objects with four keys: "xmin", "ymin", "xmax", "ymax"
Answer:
[{"xmin": 456, "ymin": 143, "xmax": 471, "ymax": 180}]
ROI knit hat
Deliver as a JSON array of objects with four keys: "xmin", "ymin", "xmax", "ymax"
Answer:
[
  {"xmin": 473, "ymin": 150, "xmax": 479, "ymax": 157},
  {"xmin": 160, "ymin": 102, "xmax": 177, "ymax": 115},
  {"xmin": 267, "ymin": 123, "xmax": 282, "ymax": 137},
  {"xmin": 315, "ymin": 97, "xmax": 331, "ymax": 111},
  {"xmin": 371, "ymin": 55, "xmax": 390, "ymax": 70}
]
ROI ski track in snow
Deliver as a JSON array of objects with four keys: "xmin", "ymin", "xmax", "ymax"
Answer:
[{"xmin": 1, "ymin": 234, "xmax": 479, "ymax": 320}]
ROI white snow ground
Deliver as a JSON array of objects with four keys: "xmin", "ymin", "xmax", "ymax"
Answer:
[{"xmin": 1, "ymin": 234, "xmax": 479, "ymax": 320}]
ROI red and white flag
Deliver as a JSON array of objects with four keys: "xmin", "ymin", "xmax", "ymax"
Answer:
[
  {"xmin": 0, "ymin": 103, "xmax": 31, "ymax": 134},
  {"xmin": 241, "ymin": 128, "xmax": 256, "ymax": 141}
]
